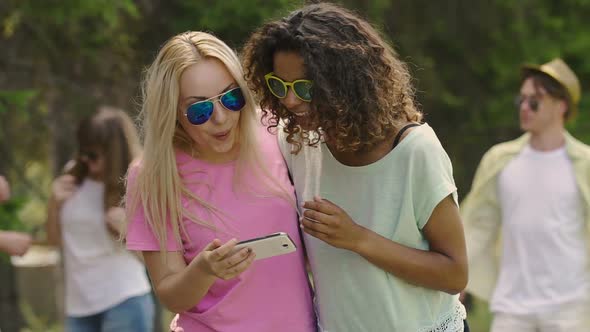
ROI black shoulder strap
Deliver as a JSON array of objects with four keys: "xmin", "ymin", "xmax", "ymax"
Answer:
[{"xmin": 392, "ymin": 123, "xmax": 421, "ymax": 150}]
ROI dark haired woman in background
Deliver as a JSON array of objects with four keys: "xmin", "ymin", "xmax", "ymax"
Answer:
[{"xmin": 46, "ymin": 107, "xmax": 153, "ymax": 332}]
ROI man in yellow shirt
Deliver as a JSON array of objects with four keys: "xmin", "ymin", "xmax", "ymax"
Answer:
[{"xmin": 461, "ymin": 58, "xmax": 590, "ymax": 331}]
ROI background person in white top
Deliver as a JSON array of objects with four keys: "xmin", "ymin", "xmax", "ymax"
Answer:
[
  {"xmin": 462, "ymin": 58, "xmax": 590, "ymax": 331},
  {"xmin": 243, "ymin": 3, "xmax": 469, "ymax": 331},
  {"xmin": 45, "ymin": 107, "xmax": 154, "ymax": 332}
]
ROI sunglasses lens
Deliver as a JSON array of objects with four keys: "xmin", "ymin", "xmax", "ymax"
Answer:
[
  {"xmin": 81, "ymin": 151, "xmax": 99, "ymax": 161},
  {"xmin": 293, "ymin": 81, "xmax": 313, "ymax": 102},
  {"xmin": 267, "ymin": 77, "xmax": 287, "ymax": 98},
  {"xmin": 187, "ymin": 101, "xmax": 214, "ymax": 125},
  {"xmin": 515, "ymin": 96, "xmax": 540, "ymax": 112},
  {"xmin": 220, "ymin": 88, "xmax": 246, "ymax": 111}
]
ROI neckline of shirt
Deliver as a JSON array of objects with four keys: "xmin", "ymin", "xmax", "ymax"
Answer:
[
  {"xmin": 522, "ymin": 144, "xmax": 567, "ymax": 159},
  {"xmin": 175, "ymin": 148, "xmax": 237, "ymax": 168},
  {"xmin": 321, "ymin": 123, "xmax": 429, "ymax": 172}
]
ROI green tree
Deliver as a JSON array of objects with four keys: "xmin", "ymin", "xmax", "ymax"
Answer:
[{"xmin": 340, "ymin": 0, "xmax": 590, "ymax": 192}]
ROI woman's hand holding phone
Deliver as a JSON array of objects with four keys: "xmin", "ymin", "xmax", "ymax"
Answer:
[{"xmin": 194, "ymin": 238, "xmax": 256, "ymax": 281}]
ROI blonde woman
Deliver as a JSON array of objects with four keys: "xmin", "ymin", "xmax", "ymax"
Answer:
[
  {"xmin": 125, "ymin": 31, "xmax": 315, "ymax": 332},
  {"xmin": 46, "ymin": 107, "xmax": 154, "ymax": 332}
]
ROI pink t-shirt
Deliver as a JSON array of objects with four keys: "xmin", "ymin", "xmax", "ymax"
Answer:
[{"xmin": 126, "ymin": 127, "xmax": 315, "ymax": 332}]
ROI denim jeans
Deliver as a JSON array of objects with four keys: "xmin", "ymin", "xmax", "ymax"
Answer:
[{"xmin": 66, "ymin": 293, "xmax": 155, "ymax": 332}]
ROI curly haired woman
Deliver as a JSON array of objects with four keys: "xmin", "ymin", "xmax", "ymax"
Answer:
[{"xmin": 243, "ymin": 3, "xmax": 469, "ymax": 331}]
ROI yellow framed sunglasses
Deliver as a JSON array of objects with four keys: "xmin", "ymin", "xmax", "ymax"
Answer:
[{"xmin": 264, "ymin": 72, "xmax": 313, "ymax": 102}]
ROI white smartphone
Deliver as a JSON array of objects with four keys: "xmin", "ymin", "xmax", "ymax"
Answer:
[{"xmin": 233, "ymin": 232, "xmax": 297, "ymax": 261}]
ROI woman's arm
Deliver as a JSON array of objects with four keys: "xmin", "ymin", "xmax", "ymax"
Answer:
[
  {"xmin": 0, "ymin": 231, "xmax": 32, "ymax": 256},
  {"xmin": 356, "ymin": 195, "xmax": 467, "ymax": 294},
  {"xmin": 143, "ymin": 239, "xmax": 255, "ymax": 313},
  {"xmin": 301, "ymin": 194, "xmax": 468, "ymax": 294},
  {"xmin": 45, "ymin": 195, "xmax": 62, "ymax": 246},
  {"xmin": 45, "ymin": 174, "xmax": 78, "ymax": 246},
  {"xmin": 0, "ymin": 175, "xmax": 10, "ymax": 203},
  {"xmin": 105, "ymin": 206, "xmax": 126, "ymax": 238}
]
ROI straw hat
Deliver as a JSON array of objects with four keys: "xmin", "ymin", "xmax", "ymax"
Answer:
[{"xmin": 522, "ymin": 58, "xmax": 581, "ymax": 120}]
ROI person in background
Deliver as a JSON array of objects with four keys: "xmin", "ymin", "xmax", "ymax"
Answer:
[
  {"xmin": 243, "ymin": 3, "xmax": 469, "ymax": 331},
  {"xmin": 125, "ymin": 31, "xmax": 315, "ymax": 332},
  {"xmin": 45, "ymin": 106, "xmax": 154, "ymax": 332},
  {"xmin": 461, "ymin": 58, "xmax": 590, "ymax": 331},
  {"xmin": 0, "ymin": 175, "xmax": 32, "ymax": 256}
]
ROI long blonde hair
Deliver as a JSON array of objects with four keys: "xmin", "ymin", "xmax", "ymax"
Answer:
[{"xmin": 128, "ymin": 31, "xmax": 292, "ymax": 253}]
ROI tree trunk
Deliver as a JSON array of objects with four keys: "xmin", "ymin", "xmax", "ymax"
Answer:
[
  {"xmin": 47, "ymin": 91, "xmax": 76, "ymax": 177},
  {"xmin": 0, "ymin": 261, "xmax": 24, "ymax": 332}
]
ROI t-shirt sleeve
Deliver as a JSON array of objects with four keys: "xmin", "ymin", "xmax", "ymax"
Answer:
[
  {"xmin": 125, "ymin": 162, "xmax": 182, "ymax": 252},
  {"xmin": 410, "ymin": 135, "xmax": 458, "ymax": 229}
]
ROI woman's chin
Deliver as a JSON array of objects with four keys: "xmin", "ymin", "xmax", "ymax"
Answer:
[{"xmin": 213, "ymin": 135, "xmax": 239, "ymax": 156}]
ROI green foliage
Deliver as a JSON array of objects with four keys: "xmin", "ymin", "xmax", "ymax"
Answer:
[
  {"xmin": 467, "ymin": 298, "xmax": 493, "ymax": 332},
  {"xmin": 0, "ymin": 197, "xmax": 28, "ymax": 262},
  {"xmin": 168, "ymin": 0, "xmax": 301, "ymax": 48},
  {"xmin": 6, "ymin": 0, "xmax": 139, "ymax": 58},
  {"xmin": 339, "ymin": 0, "xmax": 590, "ymax": 192},
  {"xmin": 0, "ymin": 196, "xmax": 27, "ymax": 233},
  {"xmin": 0, "ymin": 90, "xmax": 37, "ymax": 115},
  {"xmin": 20, "ymin": 302, "xmax": 62, "ymax": 332}
]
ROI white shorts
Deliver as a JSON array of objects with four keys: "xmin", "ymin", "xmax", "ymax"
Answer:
[{"xmin": 491, "ymin": 301, "xmax": 590, "ymax": 332}]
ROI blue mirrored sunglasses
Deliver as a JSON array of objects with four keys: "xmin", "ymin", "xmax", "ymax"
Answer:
[{"xmin": 185, "ymin": 87, "xmax": 246, "ymax": 125}]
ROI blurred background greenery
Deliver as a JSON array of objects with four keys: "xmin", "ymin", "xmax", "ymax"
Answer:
[{"xmin": 1, "ymin": 0, "xmax": 590, "ymax": 331}]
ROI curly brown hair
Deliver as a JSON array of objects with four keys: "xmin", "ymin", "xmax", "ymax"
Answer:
[{"xmin": 242, "ymin": 2, "xmax": 422, "ymax": 153}]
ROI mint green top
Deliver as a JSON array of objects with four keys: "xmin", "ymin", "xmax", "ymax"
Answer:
[{"xmin": 279, "ymin": 124, "xmax": 466, "ymax": 332}]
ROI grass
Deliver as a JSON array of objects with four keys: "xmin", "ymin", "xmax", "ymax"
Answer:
[{"xmin": 466, "ymin": 298, "xmax": 493, "ymax": 332}]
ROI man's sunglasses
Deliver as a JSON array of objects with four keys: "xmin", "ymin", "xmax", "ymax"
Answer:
[
  {"xmin": 264, "ymin": 72, "xmax": 312, "ymax": 102},
  {"xmin": 185, "ymin": 87, "xmax": 246, "ymax": 125},
  {"xmin": 514, "ymin": 95, "xmax": 541, "ymax": 112}
]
